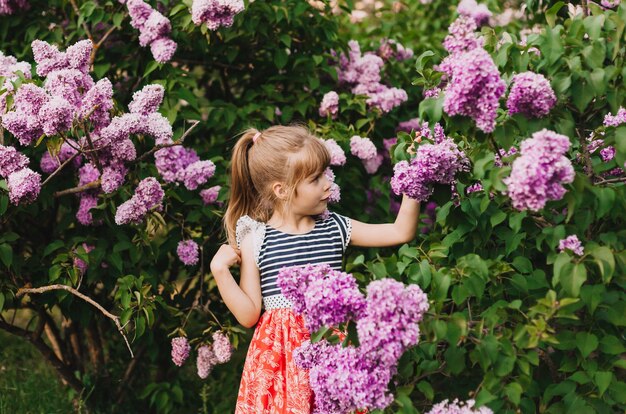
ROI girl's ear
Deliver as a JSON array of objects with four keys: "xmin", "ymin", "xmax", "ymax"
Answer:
[{"xmin": 272, "ymin": 182, "xmax": 288, "ymax": 200}]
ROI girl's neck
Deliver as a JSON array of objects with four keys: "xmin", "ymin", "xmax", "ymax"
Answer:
[{"xmin": 266, "ymin": 211, "xmax": 316, "ymax": 234}]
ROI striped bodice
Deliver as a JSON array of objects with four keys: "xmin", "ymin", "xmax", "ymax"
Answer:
[{"xmin": 257, "ymin": 212, "xmax": 351, "ymax": 298}]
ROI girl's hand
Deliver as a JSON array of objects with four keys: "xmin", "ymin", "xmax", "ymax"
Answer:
[{"xmin": 210, "ymin": 244, "xmax": 241, "ymax": 274}]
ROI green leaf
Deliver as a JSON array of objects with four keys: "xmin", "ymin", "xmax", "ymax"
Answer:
[
  {"xmin": 576, "ymin": 332, "xmax": 598, "ymax": 358},
  {"xmin": 561, "ymin": 262, "xmax": 587, "ymax": 297},
  {"xmin": 417, "ymin": 381, "xmax": 434, "ymax": 400},
  {"xmin": 589, "ymin": 245, "xmax": 615, "ymax": 283},
  {"xmin": 545, "ymin": 2, "xmax": 565, "ymax": 28},
  {"xmin": 504, "ymin": 382, "xmax": 523, "ymax": 405},
  {"xmin": 43, "ymin": 240, "xmax": 65, "ymax": 257},
  {"xmin": 274, "ymin": 49, "xmax": 288, "ymax": 69},
  {"xmin": 594, "ymin": 371, "xmax": 612, "ymax": 396},
  {"xmin": 414, "ymin": 50, "xmax": 435, "ymax": 74},
  {"xmin": 144, "ymin": 61, "xmax": 160, "ymax": 77},
  {"xmin": 0, "ymin": 292, "xmax": 4, "ymax": 312},
  {"xmin": 0, "ymin": 243, "xmax": 12, "ymax": 268},
  {"xmin": 552, "ymin": 252, "xmax": 571, "ymax": 287}
]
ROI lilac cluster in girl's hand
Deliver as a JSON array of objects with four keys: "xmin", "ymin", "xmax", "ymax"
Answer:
[
  {"xmin": 191, "ymin": 0, "xmax": 245, "ymax": 31},
  {"xmin": 503, "ymin": 129, "xmax": 574, "ymax": 211},
  {"xmin": 558, "ymin": 235, "xmax": 584, "ymax": 256},
  {"xmin": 177, "ymin": 240, "xmax": 199, "ymax": 266},
  {"xmin": 506, "ymin": 72, "xmax": 556, "ymax": 118},
  {"xmin": 114, "ymin": 177, "xmax": 164, "ymax": 225}
]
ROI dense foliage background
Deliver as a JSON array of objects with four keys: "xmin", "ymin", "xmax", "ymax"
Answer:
[{"xmin": 0, "ymin": 0, "xmax": 625, "ymax": 413}]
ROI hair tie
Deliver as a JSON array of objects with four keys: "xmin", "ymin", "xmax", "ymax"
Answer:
[{"xmin": 252, "ymin": 132, "xmax": 261, "ymax": 143}]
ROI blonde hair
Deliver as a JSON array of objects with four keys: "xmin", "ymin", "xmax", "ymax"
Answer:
[{"xmin": 223, "ymin": 125, "xmax": 331, "ymax": 246}]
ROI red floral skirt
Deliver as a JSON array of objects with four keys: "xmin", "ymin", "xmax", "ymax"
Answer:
[{"xmin": 235, "ymin": 308, "xmax": 313, "ymax": 414}]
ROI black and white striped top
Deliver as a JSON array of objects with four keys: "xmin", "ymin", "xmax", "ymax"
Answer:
[{"xmin": 257, "ymin": 212, "xmax": 352, "ymax": 298}]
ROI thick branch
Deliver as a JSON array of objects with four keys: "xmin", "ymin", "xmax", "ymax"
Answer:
[
  {"xmin": 53, "ymin": 179, "xmax": 101, "ymax": 197},
  {"xmin": 135, "ymin": 120, "xmax": 200, "ymax": 163},
  {"xmin": 17, "ymin": 284, "xmax": 134, "ymax": 358}
]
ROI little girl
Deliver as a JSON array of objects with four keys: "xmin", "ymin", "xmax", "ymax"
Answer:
[{"xmin": 210, "ymin": 125, "xmax": 420, "ymax": 413}]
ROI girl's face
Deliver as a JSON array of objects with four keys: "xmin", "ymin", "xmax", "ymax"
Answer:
[{"xmin": 291, "ymin": 171, "xmax": 331, "ymax": 216}]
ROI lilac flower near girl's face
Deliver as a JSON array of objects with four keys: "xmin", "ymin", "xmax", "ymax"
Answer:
[
  {"xmin": 321, "ymin": 138, "xmax": 346, "ymax": 166},
  {"xmin": 200, "ymin": 185, "xmax": 221, "ymax": 205},
  {"xmin": 181, "ymin": 160, "xmax": 216, "ymax": 190}
]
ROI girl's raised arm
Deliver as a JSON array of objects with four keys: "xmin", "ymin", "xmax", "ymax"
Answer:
[
  {"xmin": 210, "ymin": 234, "xmax": 262, "ymax": 328},
  {"xmin": 349, "ymin": 195, "xmax": 421, "ymax": 247}
]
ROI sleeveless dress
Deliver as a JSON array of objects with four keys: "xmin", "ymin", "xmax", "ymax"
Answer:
[{"xmin": 234, "ymin": 211, "xmax": 351, "ymax": 414}]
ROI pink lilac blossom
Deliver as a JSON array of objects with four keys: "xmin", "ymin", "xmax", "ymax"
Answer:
[
  {"xmin": 442, "ymin": 16, "xmax": 483, "ymax": 55},
  {"xmin": 79, "ymin": 78, "xmax": 114, "ymax": 131},
  {"xmin": 438, "ymin": 47, "xmax": 506, "ymax": 133},
  {"xmin": 196, "ymin": 345, "xmax": 217, "ymax": 379},
  {"xmin": 128, "ymin": 84, "xmax": 164, "ymax": 115},
  {"xmin": 31, "ymin": 39, "xmax": 92, "ymax": 77},
  {"xmin": 353, "ymin": 82, "xmax": 408, "ymax": 113},
  {"xmin": 391, "ymin": 128, "xmax": 470, "ymax": 201},
  {"xmin": 191, "ymin": 0, "xmax": 245, "ymax": 31},
  {"xmin": 154, "ymin": 146, "xmax": 200, "ymax": 182},
  {"xmin": 73, "ymin": 243, "xmax": 95, "ymax": 275},
  {"xmin": 423, "ymin": 87, "xmax": 441, "ymax": 98},
  {"xmin": 126, "ymin": 0, "xmax": 177, "ymax": 63},
  {"xmin": 43, "ymin": 68, "xmax": 94, "ymax": 109},
  {"xmin": 457, "ymin": 0, "xmax": 492, "ymax": 27},
  {"xmin": 0, "ymin": 145, "xmax": 29, "ymax": 177},
  {"xmin": 277, "ymin": 264, "xmax": 366, "ymax": 332},
  {"xmin": 40, "ymin": 141, "xmax": 82, "ymax": 173},
  {"xmin": 357, "ymin": 279, "xmax": 429, "ymax": 366},
  {"xmin": 78, "ymin": 163, "xmax": 100, "ymax": 186},
  {"xmin": 1, "ymin": 83, "xmax": 48, "ymax": 145},
  {"xmin": 100, "ymin": 163, "xmax": 128, "ymax": 193},
  {"xmin": 600, "ymin": 146, "xmax": 615, "ymax": 162},
  {"xmin": 321, "ymin": 138, "xmax": 346, "ymax": 166},
  {"xmin": 426, "ymin": 399, "xmax": 494, "ymax": 414},
  {"xmin": 350, "ymin": 136, "xmax": 377, "ymax": 160},
  {"xmin": 181, "ymin": 160, "xmax": 216, "ymax": 190},
  {"xmin": 200, "ymin": 185, "xmax": 221, "ymax": 205},
  {"xmin": 506, "ymin": 72, "xmax": 556, "ymax": 118},
  {"xmin": 76, "ymin": 194, "xmax": 100, "ymax": 225},
  {"xmin": 7, "ymin": 167, "xmax": 41, "ymax": 205},
  {"xmin": 466, "ymin": 182, "xmax": 483, "ymax": 194},
  {"xmin": 326, "ymin": 169, "xmax": 341, "ymax": 203},
  {"xmin": 377, "ymin": 39, "xmax": 414, "ymax": 61},
  {"xmin": 363, "ymin": 152, "xmax": 384, "ymax": 174},
  {"xmin": 494, "ymin": 147, "xmax": 518, "ymax": 167},
  {"xmin": 503, "ymin": 129, "xmax": 574, "ymax": 211},
  {"xmin": 319, "ymin": 91, "xmax": 339, "ymax": 118},
  {"xmin": 603, "ymin": 107, "xmax": 626, "ymax": 127},
  {"xmin": 211, "ymin": 331, "xmax": 233, "ymax": 364},
  {"xmin": 558, "ymin": 235, "xmax": 584, "ymax": 256},
  {"xmin": 39, "ymin": 96, "xmax": 74, "ymax": 136},
  {"xmin": 177, "ymin": 240, "xmax": 199, "ymax": 266},
  {"xmin": 0, "ymin": 50, "xmax": 31, "ymax": 80},
  {"xmin": 114, "ymin": 177, "xmax": 164, "ymax": 225},
  {"xmin": 171, "ymin": 337, "xmax": 191, "ymax": 366},
  {"xmin": 601, "ymin": 0, "xmax": 621, "ymax": 8},
  {"xmin": 0, "ymin": 0, "xmax": 29, "ymax": 15}
]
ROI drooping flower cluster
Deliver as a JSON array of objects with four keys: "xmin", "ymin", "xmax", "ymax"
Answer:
[
  {"xmin": 171, "ymin": 337, "xmax": 191, "ymax": 367},
  {"xmin": 0, "ymin": 0, "xmax": 28, "ymax": 15},
  {"xmin": 350, "ymin": 135, "xmax": 377, "ymax": 160},
  {"xmin": 114, "ymin": 177, "xmax": 164, "ymax": 224},
  {"xmin": 211, "ymin": 331, "xmax": 233, "ymax": 363},
  {"xmin": 279, "ymin": 265, "xmax": 429, "ymax": 413},
  {"xmin": 426, "ymin": 399, "xmax": 494, "ymax": 414},
  {"xmin": 438, "ymin": 47, "xmax": 505, "ymax": 133},
  {"xmin": 321, "ymin": 138, "xmax": 346, "ymax": 166},
  {"xmin": 0, "ymin": 144, "xmax": 41, "ymax": 205},
  {"xmin": 457, "ymin": 0, "xmax": 492, "ymax": 27},
  {"xmin": 319, "ymin": 91, "xmax": 339, "ymax": 118},
  {"xmin": 191, "ymin": 0, "xmax": 245, "ymax": 31},
  {"xmin": 124, "ymin": 0, "xmax": 177, "ymax": 63},
  {"xmin": 335, "ymin": 40, "xmax": 408, "ymax": 113},
  {"xmin": 277, "ymin": 264, "xmax": 366, "ymax": 332},
  {"xmin": 503, "ymin": 129, "xmax": 574, "ymax": 211},
  {"xmin": 377, "ymin": 39, "xmax": 414, "ymax": 61},
  {"xmin": 506, "ymin": 72, "xmax": 556, "ymax": 118},
  {"xmin": 177, "ymin": 240, "xmax": 200, "ymax": 266},
  {"xmin": 603, "ymin": 107, "xmax": 626, "ymax": 127},
  {"xmin": 200, "ymin": 185, "xmax": 221, "ymax": 205},
  {"xmin": 558, "ymin": 235, "xmax": 584, "ymax": 256},
  {"xmin": 391, "ymin": 125, "xmax": 470, "ymax": 202},
  {"xmin": 197, "ymin": 345, "xmax": 217, "ymax": 379}
]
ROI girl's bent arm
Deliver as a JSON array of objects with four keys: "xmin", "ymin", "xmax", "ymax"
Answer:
[
  {"xmin": 349, "ymin": 195, "xmax": 420, "ymax": 247},
  {"xmin": 210, "ymin": 235, "xmax": 262, "ymax": 328}
]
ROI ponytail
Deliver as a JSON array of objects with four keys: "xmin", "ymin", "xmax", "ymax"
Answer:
[{"xmin": 224, "ymin": 129, "xmax": 259, "ymax": 247}]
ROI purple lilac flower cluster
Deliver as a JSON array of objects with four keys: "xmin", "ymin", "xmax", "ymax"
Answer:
[
  {"xmin": 0, "ymin": 0, "xmax": 28, "ymax": 15},
  {"xmin": 377, "ymin": 39, "xmax": 414, "ymax": 61},
  {"xmin": 177, "ymin": 240, "xmax": 199, "ymax": 266},
  {"xmin": 457, "ymin": 0, "xmax": 492, "ymax": 27},
  {"xmin": 350, "ymin": 135, "xmax": 385, "ymax": 174},
  {"xmin": 200, "ymin": 185, "xmax": 221, "ymax": 205},
  {"xmin": 391, "ymin": 125, "xmax": 470, "ymax": 202},
  {"xmin": 558, "ymin": 235, "xmax": 584, "ymax": 256},
  {"xmin": 124, "ymin": 0, "xmax": 177, "ymax": 63},
  {"xmin": 319, "ymin": 91, "xmax": 339, "ymax": 118},
  {"xmin": 426, "ymin": 398, "xmax": 494, "ymax": 414},
  {"xmin": 600, "ymin": 146, "xmax": 616, "ymax": 162},
  {"xmin": 601, "ymin": 0, "xmax": 621, "ymax": 8},
  {"xmin": 114, "ymin": 177, "xmax": 164, "ymax": 224},
  {"xmin": 603, "ymin": 107, "xmax": 626, "ymax": 127},
  {"xmin": 442, "ymin": 16, "xmax": 483, "ymax": 55},
  {"xmin": 321, "ymin": 138, "xmax": 346, "ymax": 166},
  {"xmin": 506, "ymin": 72, "xmax": 556, "ymax": 118},
  {"xmin": 438, "ymin": 47, "xmax": 505, "ymax": 133},
  {"xmin": 280, "ymin": 265, "xmax": 429, "ymax": 413},
  {"xmin": 197, "ymin": 345, "xmax": 217, "ymax": 379},
  {"xmin": 0, "ymin": 50, "xmax": 31, "ymax": 112},
  {"xmin": 212, "ymin": 331, "xmax": 233, "ymax": 363},
  {"xmin": 325, "ymin": 168, "xmax": 341, "ymax": 203},
  {"xmin": 171, "ymin": 337, "xmax": 191, "ymax": 366},
  {"xmin": 466, "ymin": 182, "xmax": 483, "ymax": 194},
  {"xmin": 277, "ymin": 264, "xmax": 366, "ymax": 332},
  {"xmin": 503, "ymin": 129, "xmax": 574, "ymax": 211},
  {"xmin": 40, "ymin": 141, "xmax": 83, "ymax": 173},
  {"xmin": 335, "ymin": 40, "xmax": 407, "ymax": 113},
  {"xmin": 191, "ymin": 0, "xmax": 245, "ymax": 31},
  {"xmin": 0, "ymin": 144, "xmax": 41, "ymax": 205},
  {"xmin": 423, "ymin": 87, "xmax": 442, "ymax": 99}
]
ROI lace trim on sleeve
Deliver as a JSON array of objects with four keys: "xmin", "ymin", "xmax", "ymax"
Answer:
[
  {"xmin": 344, "ymin": 216, "xmax": 352, "ymax": 250},
  {"xmin": 235, "ymin": 215, "xmax": 266, "ymax": 266}
]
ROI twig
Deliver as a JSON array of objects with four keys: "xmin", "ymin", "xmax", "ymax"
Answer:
[
  {"xmin": 16, "ymin": 284, "xmax": 134, "ymax": 358},
  {"xmin": 576, "ymin": 128, "xmax": 596, "ymax": 179},
  {"xmin": 53, "ymin": 180, "xmax": 101, "ymax": 197},
  {"xmin": 135, "ymin": 120, "xmax": 200, "ymax": 163},
  {"xmin": 594, "ymin": 176, "xmax": 626, "ymax": 185},
  {"xmin": 69, "ymin": 0, "xmax": 93, "ymax": 42},
  {"xmin": 41, "ymin": 152, "xmax": 80, "ymax": 187}
]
